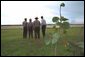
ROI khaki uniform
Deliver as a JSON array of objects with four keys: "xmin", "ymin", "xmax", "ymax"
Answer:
[{"xmin": 33, "ymin": 20, "xmax": 40, "ymax": 39}]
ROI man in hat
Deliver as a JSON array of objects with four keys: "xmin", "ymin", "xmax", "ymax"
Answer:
[
  {"xmin": 33, "ymin": 17, "xmax": 40, "ymax": 39},
  {"xmin": 22, "ymin": 18, "xmax": 28, "ymax": 39},
  {"xmin": 27, "ymin": 18, "xmax": 33, "ymax": 38},
  {"xmin": 41, "ymin": 16, "xmax": 46, "ymax": 37}
]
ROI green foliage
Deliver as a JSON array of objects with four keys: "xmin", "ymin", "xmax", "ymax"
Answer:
[
  {"xmin": 44, "ymin": 33, "xmax": 52, "ymax": 45},
  {"xmin": 45, "ymin": 39, "xmax": 51, "ymax": 45},
  {"xmin": 52, "ymin": 2, "xmax": 70, "ymax": 34},
  {"xmin": 52, "ymin": 16, "xmax": 70, "ymax": 34},
  {"xmin": 44, "ymin": 33, "xmax": 60, "ymax": 45},
  {"xmin": 52, "ymin": 17, "xmax": 59, "ymax": 23},
  {"xmin": 62, "ymin": 22, "xmax": 70, "ymax": 29},
  {"xmin": 77, "ymin": 42, "xmax": 84, "ymax": 49},
  {"xmin": 52, "ymin": 33, "xmax": 60, "ymax": 44},
  {"xmin": 44, "ymin": 32, "xmax": 53, "ymax": 45},
  {"xmin": 60, "ymin": 16, "xmax": 68, "ymax": 21},
  {"xmin": 56, "ymin": 22, "xmax": 62, "ymax": 26}
]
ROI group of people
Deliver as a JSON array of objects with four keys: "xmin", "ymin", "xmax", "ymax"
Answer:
[{"xmin": 22, "ymin": 16, "xmax": 46, "ymax": 39}]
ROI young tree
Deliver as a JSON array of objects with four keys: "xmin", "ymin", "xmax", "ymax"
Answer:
[{"xmin": 52, "ymin": 16, "xmax": 70, "ymax": 34}]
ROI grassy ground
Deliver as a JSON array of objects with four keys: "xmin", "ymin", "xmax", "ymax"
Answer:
[{"xmin": 1, "ymin": 27, "xmax": 84, "ymax": 56}]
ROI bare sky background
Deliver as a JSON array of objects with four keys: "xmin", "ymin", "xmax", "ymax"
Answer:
[{"xmin": 1, "ymin": 1, "xmax": 84, "ymax": 25}]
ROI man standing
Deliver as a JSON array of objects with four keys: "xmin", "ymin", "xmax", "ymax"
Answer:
[
  {"xmin": 41, "ymin": 16, "xmax": 46, "ymax": 37},
  {"xmin": 23, "ymin": 18, "xmax": 28, "ymax": 39},
  {"xmin": 27, "ymin": 18, "xmax": 33, "ymax": 38},
  {"xmin": 33, "ymin": 17, "xmax": 40, "ymax": 39}
]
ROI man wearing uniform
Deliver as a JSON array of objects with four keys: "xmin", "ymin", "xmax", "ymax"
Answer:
[
  {"xmin": 41, "ymin": 16, "xmax": 46, "ymax": 37},
  {"xmin": 23, "ymin": 18, "xmax": 28, "ymax": 39},
  {"xmin": 27, "ymin": 19, "xmax": 33, "ymax": 38},
  {"xmin": 33, "ymin": 17, "xmax": 40, "ymax": 39}
]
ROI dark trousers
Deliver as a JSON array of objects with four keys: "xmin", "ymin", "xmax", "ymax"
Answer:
[
  {"xmin": 23, "ymin": 27, "xmax": 27, "ymax": 38},
  {"xmin": 34, "ymin": 27, "xmax": 40, "ymax": 39},
  {"xmin": 28, "ymin": 29, "xmax": 33, "ymax": 38},
  {"xmin": 42, "ymin": 25, "xmax": 46, "ymax": 37}
]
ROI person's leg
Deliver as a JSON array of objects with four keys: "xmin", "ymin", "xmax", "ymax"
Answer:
[
  {"xmin": 34, "ymin": 28, "xmax": 37, "ymax": 39},
  {"xmin": 43, "ymin": 25, "xmax": 46, "ymax": 37},
  {"xmin": 43, "ymin": 25, "xmax": 45, "ymax": 37},
  {"xmin": 24, "ymin": 28, "xmax": 26, "ymax": 38},
  {"xmin": 36, "ymin": 27, "xmax": 38, "ymax": 39},
  {"xmin": 41, "ymin": 26, "xmax": 43, "ymax": 35},
  {"xmin": 42, "ymin": 25, "xmax": 44, "ymax": 37},
  {"xmin": 23, "ymin": 27, "xmax": 25, "ymax": 38},
  {"xmin": 29, "ymin": 30, "xmax": 30, "ymax": 38},
  {"xmin": 44, "ymin": 25, "xmax": 46, "ymax": 36},
  {"xmin": 38, "ymin": 27, "xmax": 40, "ymax": 39},
  {"xmin": 25, "ymin": 27, "xmax": 27, "ymax": 38},
  {"xmin": 31, "ymin": 30, "xmax": 33, "ymax": 38},
  {"xmin": 41, "ymin": 26, "xmax": 43, "ymax": 36}
]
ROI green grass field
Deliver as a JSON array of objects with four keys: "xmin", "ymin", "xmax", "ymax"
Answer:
[{"xmin": 1, "ymin": 27, "xmax": 84, "ymax": 56}]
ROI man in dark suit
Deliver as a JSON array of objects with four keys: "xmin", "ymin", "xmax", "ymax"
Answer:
[
  {"xmin": 33, "ymin": 17, "xmax": 40, "ymax": 39},
  {"xmin": 27, "ymin": 19, "xmax": 33, "ymax": 38},
  {"xmin": 23, "ymin": 18, "xmax": 28, "ymax": 39}
]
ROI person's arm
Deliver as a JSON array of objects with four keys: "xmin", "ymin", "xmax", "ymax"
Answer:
[
  {"xmin": 45, "ymin": 20, "xmax": 46, "ymax": 25},
  {"xmin": 41, "ymin": 19, "xmax": 42, "ymax": 26},
  {"xmin": 39, "ymin": 21, "xmax": 41, "ymax": 28},
  {"xmin": 27, "ymin": 22, "xmax": 29, "ymax": 30},
  {"xmin": 23, "ymin": 21, "xmax": 24, "ymax": 27},
  {"xmin": 33, "ymin": 21, "xmax": 35, "ymax": 30},
  {"xmin": 38, "ymin": 21, "xmax": 40, "ymax": 25},
  {"xmin": 32, "ymin": 23, "xmax": 34, "ymax": 30},
  {"xmin": 22, "ymin": 22, "xmax": 24, "ymax": 26}
]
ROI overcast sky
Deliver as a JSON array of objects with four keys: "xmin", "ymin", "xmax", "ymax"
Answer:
[{"xmin": 1, "ymin": 1, "xmax": 84, "ymax": 25}]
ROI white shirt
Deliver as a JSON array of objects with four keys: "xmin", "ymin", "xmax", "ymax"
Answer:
[{"xmin": 41, "ymin": 19, "xmax": 46, "ymax": 25}]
